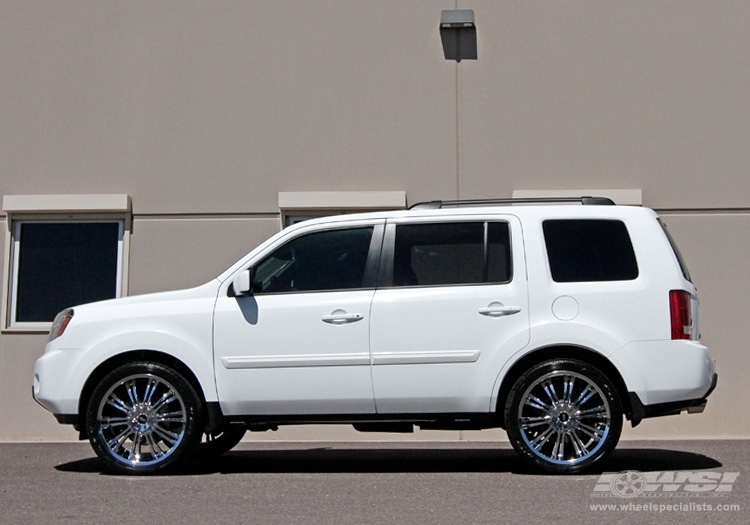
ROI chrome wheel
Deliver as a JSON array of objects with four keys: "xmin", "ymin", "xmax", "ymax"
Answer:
[
  {"xmin": 87, "ymin": 362, "xmax": 202, "ymax": 474},
  {"xmin": 97, "ymin": 373, "xmax": 187, "ymax": 466},
  {"xmin": 506, "ymin": 359, "xmax": 622, "ymax": 474},
  {"xmin": 518, "ymin": 370, "xmax": 610, "ymax": 464}
]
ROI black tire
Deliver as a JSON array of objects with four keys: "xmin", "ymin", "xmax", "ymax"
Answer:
[
  {"xmin": 194, "ymin": 425, "xmax": 247, "ymax": 459},
  {"xmin": 85, "ymin": 361, "xmax": 203, "ymax": 475},
  {"xmin": 504, "ymin": 359, "xmax": 622, "ymax": 474}
]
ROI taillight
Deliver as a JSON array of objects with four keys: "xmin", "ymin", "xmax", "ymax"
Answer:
[{"xmin": 669, "ymin": 290, "xmax": 692, "ymax": 340}]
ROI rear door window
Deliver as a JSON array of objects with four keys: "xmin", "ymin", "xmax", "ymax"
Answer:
[
  {"xmin": 390, "ymin": 222, "xmax": 511, "ymax": 287},
  {"xmin": 543, "ymin": 219, "xmax": 638, "ymax": 282}
]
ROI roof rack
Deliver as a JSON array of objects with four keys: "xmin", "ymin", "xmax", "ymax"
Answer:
[{"xmin": 408, "ymin": 196, "xmax": 615, "ymax": 210}]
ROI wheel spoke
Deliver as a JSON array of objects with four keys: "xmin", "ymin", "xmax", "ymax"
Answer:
[
  {"xmin": 525, "ymin": 394, "xmax": 552, "ymax": 413},
  {"xmin": 577, "ymin": 405, "xmax": 608, "ymax": 418},
  {"xmin": 569, "ymin": 431, "xmax": 589, "ymax": 458},
  {"xmin": 106, "ymin": 427, "xmax": 133, "ymax": 451},
  {"xmin": 156, "ymin": 415, "xmax": 185, "ymax": 423},
  {"xmin": 529, "ymin": 425, "xmax": 556, "ymax": 450},
  {"xmin": 520, "ymin": 415, "xmax": 551, "ymax": 429},
  {"xmin": 143, "ymin": 379, "xmax": 158, "ymax": 405},
  {"xmin": 562, "ymin": 375, "xmax": 575, "ymax": 403},
  {"xmin": 150, "ymin": 391, "xmax": 177, "ymax": 413},
  {"xmin": 152, "ymin": 423, "xmax": 181, "ymax": 445},
  {"xmin": 157, "ymin": 409, "xmax": 185, "ymax": 419},
  {"xmin": 125, "ymin": 380, "xmax": 140, "ymax": 405},
  {"xmin": 100, "ymin": 416, "xmax": 130, "ymax": 427},
  {"xmin": 542, "ymin": 380, "xmax": 560, "ymax": 404},
  {"xmin": 129, "ymin": 432, "xmax": 142, "ymax": 460},
  {"xmin": 550, "ymin": 430, "xmax": 565, "ymax": 460},
  {"xmin": 572, "ymin": 385, "xmax": 596, "ymax": 409},
  {"xmin": 144, "ymin": 432, "xmax": 166, "ymax": 458},
  {"xmin": 106, "ymin": 394, "xmax": 132, "ymax": 415},
  {"xmin": 576, "ymin": 422, "xmax": 606, "ymax": 441}
]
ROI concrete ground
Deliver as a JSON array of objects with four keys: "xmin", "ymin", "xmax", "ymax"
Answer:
[{"xmin": 0, "ymin": 440, "xmax": 747, "ymax": 525}]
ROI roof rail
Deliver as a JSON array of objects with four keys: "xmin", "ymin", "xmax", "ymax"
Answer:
[{"xmin": 408, "ymin": 196, "xmax": 615, "ymax": 210}]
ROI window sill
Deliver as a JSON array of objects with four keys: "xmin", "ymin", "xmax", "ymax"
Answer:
[{"xmin": 1, "ymin": 325, "xmax": 51, "ymax": 335}]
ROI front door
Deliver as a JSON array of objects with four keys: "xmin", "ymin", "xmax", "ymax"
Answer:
[{"xmin": 213, "ymin": 223, "xmax": 382, "ymax": 416}]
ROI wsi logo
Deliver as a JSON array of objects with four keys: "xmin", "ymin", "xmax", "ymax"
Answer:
[{"xmin": 592, "ymin": 471, "xmax": 740, "ymax": 498}]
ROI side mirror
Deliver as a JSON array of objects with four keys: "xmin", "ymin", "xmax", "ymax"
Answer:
[{"xmin": 232, "ymin": 269, "xmax": 252, "ymax": 296}]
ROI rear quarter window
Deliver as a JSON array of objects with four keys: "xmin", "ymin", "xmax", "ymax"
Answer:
[
  {"xmin": 657, "ymin": 218, "xmax": 691, "ymax": 282},
  {"xmin": 543, "ymin": 219, "xmax": 638, "ymax": 282}
]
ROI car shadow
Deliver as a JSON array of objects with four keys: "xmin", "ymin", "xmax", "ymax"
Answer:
[{"xmin": 55, "ymin": 444, "xmax": 723, "ymax": 476}]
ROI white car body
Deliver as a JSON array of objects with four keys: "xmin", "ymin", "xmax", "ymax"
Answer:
[{"xmin": 33, "ymin": 199, "xmax": 717, "ymax": 474}]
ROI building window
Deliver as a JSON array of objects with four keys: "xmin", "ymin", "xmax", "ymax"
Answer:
[
  {"xmin": 2, "ymin": 194, "xmax": 131, "ymax": 330},
  {"xmin": 10, "ymin": 221, "xmax": 124, "ymax": 325},
  {"xmin": 283, "ymin": 213, "xmax": 346, "ymax": 227},
  {"xmin": 278, "ymin": 191, "xmax": 406, "ymax": 228}
]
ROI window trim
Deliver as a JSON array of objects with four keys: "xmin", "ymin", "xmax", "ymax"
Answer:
[{"xmin": 2, "ymin": 194, "xmax": 131, "ymax": 333}]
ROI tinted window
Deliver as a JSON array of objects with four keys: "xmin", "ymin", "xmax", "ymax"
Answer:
[
  {"xmin": 487, "ymin": 223, "xmax": 512, "ymax": 283},
  {"xmin": 253, "ymin": 227, "xmax": 374, "ymax": 293},
  {"xmin": 658, "ymin": 218, "xmax": 691, "ymax": 282},
  {"xmin": 392, "ymin": 222, "xmax": 511, "ymax": 286},
  {"xmin": 543, "ymin": 219, "xmax": 638, "ymax": 282},
  {"xmin": 15, "ymin": 222, "xmax": 121, "ymax": 322}
]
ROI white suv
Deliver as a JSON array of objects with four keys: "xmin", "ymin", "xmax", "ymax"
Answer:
[{"xmin": 33, "ymin": 197, "xmax": 717, "ymax": 474}]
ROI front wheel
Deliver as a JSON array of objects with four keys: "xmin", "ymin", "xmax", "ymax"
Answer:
[
  {"xmin": 505, "ymin": 359, "xmax": 622, "ymax": 474},
  {"xmin": 85, "ymin": 362, "xmax": 203, "ymax": 475}
]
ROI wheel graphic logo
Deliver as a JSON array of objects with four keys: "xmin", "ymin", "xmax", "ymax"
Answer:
[{"xmin": 610, "ymin": 471, "xmax": 646, "ymax": 498}]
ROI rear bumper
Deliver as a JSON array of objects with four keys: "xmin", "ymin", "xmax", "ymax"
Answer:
[
  {"xmin": 614, "ymin": 339, "xmax": 715, "ymax": 406},
  {"xmin": 629, "ymin": 372, "xmax": 718, "ymax": 427}
]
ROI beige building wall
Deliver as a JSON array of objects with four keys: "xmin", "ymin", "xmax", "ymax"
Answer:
[{"xmin": 1, "ymin": 1, "xmax": 748, "ymax": 441}]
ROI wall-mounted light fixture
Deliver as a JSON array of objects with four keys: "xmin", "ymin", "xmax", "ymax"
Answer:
[{"xmin": 440, "ymin": 9, "xmax": 477, "ymax": 62}]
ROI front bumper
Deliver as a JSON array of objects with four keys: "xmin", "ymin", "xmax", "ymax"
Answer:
[{"xmin": 32, "ymin": 345, "xmax": 91, "ymax": 417}]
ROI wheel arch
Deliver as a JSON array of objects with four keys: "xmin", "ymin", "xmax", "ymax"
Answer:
[
  {"xmin": 494, "ymin": 345, "xmax": 633, "ymax": 428},
  {"xmin": 77, "ymin": 349, "xmax": 220, "ymax": 439}
]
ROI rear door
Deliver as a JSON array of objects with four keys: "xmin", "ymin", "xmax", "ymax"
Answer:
[{"xmin": 369, "ymin": 216, "xmax": 530, "ymax": 413}]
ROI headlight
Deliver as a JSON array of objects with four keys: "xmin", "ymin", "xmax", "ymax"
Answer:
[{"xmin": 48, "ymin": 308, "xmax": 74, "ymax": 342}]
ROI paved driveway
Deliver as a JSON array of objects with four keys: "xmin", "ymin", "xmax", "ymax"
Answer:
[{"xmin": 0, "ymin": 440, "xmax": 747, "ymax": 524}]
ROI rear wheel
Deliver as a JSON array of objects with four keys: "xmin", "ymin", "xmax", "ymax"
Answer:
[
  {"xmin": 505, "ymin": 359, "xmax": 622, "ymax": 474},
  {"xmin": 85, "ymin": 362, "xmax": 203, "ymax": 475}
]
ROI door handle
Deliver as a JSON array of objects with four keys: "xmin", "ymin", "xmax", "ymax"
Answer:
[
  {"xmin": 479, "ymin": 303, "xmax": 521, "ymax": 317},
  {"xmin": 321, "ymin": 312, "xmax": 364, "ymax": 325}
]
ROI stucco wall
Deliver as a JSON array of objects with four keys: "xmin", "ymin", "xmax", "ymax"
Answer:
[{"xmin": 1, "ymin": 1, "xmax": 748, "ymax": 441}]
